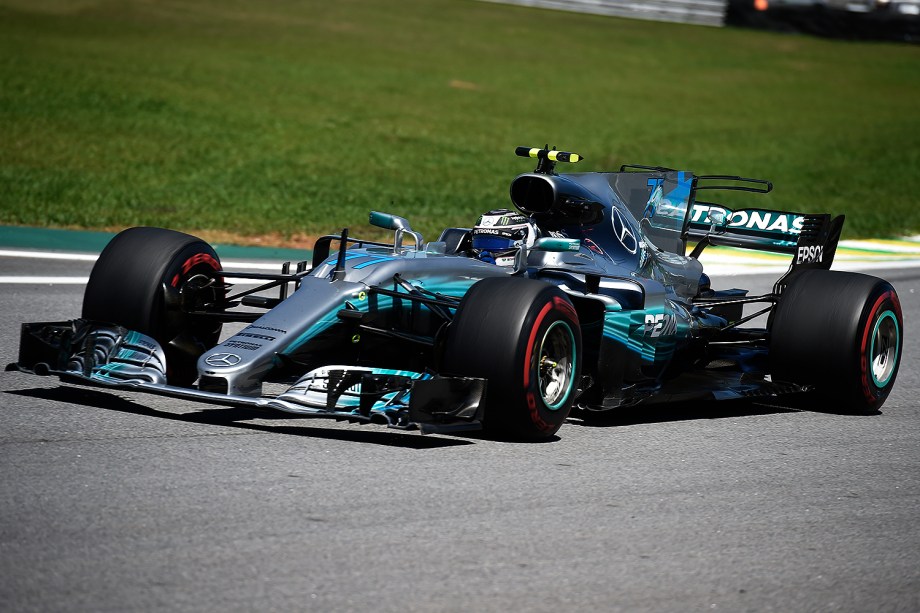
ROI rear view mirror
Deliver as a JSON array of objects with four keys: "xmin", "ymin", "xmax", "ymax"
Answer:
[
  {"xmin": 369, "ymin": 211, "xmax": 411, "ymax": 231},
  {"xmin": 369, "ymin": 211, "xmax": 422, "ymax": 251}
]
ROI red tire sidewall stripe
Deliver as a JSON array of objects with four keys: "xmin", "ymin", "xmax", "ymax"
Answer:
[
  {"xmin": 859, "ymin": 290, "xmax": 897, "ymax": 403},
  {"xmin": 522, "ymin": 296, "xmax": 578, "ymax": 390},
  {"xmin": 523, "ymin": 302, "xmax": 554, "ymax": 389},
  {"xmin": 552, "ymin": 295, "xmax": 577, "ymax": 322},
  {"xmin": 171, "ymin": 253, "xmax": 221, "ymax": 288},
  {"xmin": 522, "ymin": 296, "xmax": 579, "ymax": 433}
]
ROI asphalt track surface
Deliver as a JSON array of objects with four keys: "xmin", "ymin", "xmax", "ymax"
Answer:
[{"xmin": 1, "ymin": 252, "xmax": 918, "ymax": 612}]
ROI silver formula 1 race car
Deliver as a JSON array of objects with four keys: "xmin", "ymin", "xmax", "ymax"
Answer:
[{"xmin": 9, "ymin": 147, "xmax": 904, "ymax": 440}]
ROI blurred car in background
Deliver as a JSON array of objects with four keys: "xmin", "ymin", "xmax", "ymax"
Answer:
[{"xmin": 728, "ymin": 0, "xmax": 919, "ymax": 40}]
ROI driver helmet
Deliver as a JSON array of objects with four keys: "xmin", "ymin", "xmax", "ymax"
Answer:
[{"xmin": 471, "ymin": 209, "xmax": 539, "ymax": 266}]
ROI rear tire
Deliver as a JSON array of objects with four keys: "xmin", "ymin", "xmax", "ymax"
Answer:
[
  {"xmin": 769, "ymin": 269, "xmax": 902, "ymax": 414},
  {"xmin": 442, "ymin": 277, "xmax": 582, "ymax": 440},
  {"xmin": 82, "ymin": 227, "xmax": 223, "ymax": 385}
]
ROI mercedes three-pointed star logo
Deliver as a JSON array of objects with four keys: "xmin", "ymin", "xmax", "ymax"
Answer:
[
  {"xmin": 204, "ymin": 353, "xmax": 242, "ymax": 367},
  {"xmin": 611, "ymin": 208, "xmax": 638, "ymax": 254}
]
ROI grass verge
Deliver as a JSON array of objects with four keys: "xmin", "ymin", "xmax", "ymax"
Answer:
[{"xmin": 1, "ymin": 0, "xmax": 918, "ymax": 243}]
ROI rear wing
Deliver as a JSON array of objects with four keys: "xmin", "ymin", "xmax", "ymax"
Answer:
[
  {"xmin": 687, "ymin": 202, "xmax": 805, "ymax": 254},
  {"xmin": 684, "ymin": 175, "xmax": 844, "ymax": 273},
  {"xmin": 685, "ymin": 174, "xmax": 796, "ymax": 252}
]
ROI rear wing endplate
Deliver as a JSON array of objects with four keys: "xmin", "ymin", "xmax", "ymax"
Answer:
[{"xmin": 774, "ymin": 214, "xmax": 845, "ymax": 291}]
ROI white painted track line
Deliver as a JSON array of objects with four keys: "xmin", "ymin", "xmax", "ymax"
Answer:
[
  {"xmin": 0, "ymin": 248, "xmax": 284, "ymax": 285},
  {"xmin": 1, "ymin": 242, "xmax": 919, "ymax": 284}
]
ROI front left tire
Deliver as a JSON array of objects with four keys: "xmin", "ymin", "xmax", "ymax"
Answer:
[{"xmin": 441, "ymin": 276, "xmax": 582, "ymax": 440}]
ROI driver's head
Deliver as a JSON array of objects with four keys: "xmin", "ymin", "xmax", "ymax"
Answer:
[{"xmin": 471, "ymin": 209, "xmax": 539, "ymax": 266}]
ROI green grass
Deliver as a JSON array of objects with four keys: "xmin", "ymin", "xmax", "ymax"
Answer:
[{"xmin": 1, "ymin": 0, "xmax": 919, "ymax": 243}]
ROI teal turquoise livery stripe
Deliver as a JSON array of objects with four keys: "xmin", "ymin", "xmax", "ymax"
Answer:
[{"xmin": 602, "ymin": 308, "xmax": 683, "ymax": 364}]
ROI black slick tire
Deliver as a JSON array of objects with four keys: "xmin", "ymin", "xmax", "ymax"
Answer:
[
  {"xmin": 82, "ymin": 227, "xmax": 223, "ymax": 385},
  {"xmin": 442, "ymin": 277, "xmax": 582, "ymax": 441},
  {"xmin": 769, "ymin": 269, "xmax": 903, "ymax": 414}
]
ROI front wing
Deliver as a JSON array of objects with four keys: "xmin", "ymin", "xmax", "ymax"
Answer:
[{"xmin": 8, "ymin": 320, "xmax": 486, "ymax": 434}]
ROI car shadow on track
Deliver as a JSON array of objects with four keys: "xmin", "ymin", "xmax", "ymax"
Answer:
[
  {"xmin": 567, "ymin": 398, "xmax": 801, "ymax": 428},
  {"xmin": 6, "ymin": 386, "xmax": 475, "ymax": 449}
]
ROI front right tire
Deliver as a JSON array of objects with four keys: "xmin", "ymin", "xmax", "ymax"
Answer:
[{"xmin": 82, "ymin": 227, "xmax": 224, "ymax": 385}]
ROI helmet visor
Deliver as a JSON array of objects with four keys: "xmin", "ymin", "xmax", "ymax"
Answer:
[
  {"xmin": 472, "ymin": 235, "xmax": 518, "ymax": 251},
  {"xmin": 473, "ymin": 234, "xmax": 520, "ymax": 251}
]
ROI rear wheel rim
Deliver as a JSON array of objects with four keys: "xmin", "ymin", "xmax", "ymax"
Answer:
[
  {"xmin": 538, "ymin": 321, "xmax": 576, "ymax": 410},
  {"xmin": 870, "ymin": 310, "xmax": 899, "ymax": 388}
]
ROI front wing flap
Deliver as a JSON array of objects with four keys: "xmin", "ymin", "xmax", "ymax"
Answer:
[{"xmin": 265, "ymin": 365, "xmax": 486, "ymax": 433}]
